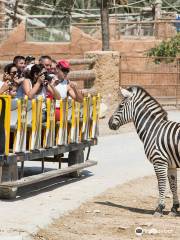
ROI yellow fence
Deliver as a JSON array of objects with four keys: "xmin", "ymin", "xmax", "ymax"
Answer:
[{"xmin": 0, "ymin": 94, "xmax": 100, "ymax": 155}]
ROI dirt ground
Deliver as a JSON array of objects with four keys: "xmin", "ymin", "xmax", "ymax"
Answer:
[{"xmin": 33, "ymin": 175, "xmax": 180, "ymax": 240}]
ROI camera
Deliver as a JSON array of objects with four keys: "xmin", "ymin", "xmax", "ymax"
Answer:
[
  {"xmin": 42, "ymin": 72, "xmax": 54, "ymax": 86},
  {"xmin": 17, "ymin": 69, "xmax": 24, "ymax": 78},
  {"xmin": 44, "ymin": 72, "xmax": 54, "ymax": 82}
]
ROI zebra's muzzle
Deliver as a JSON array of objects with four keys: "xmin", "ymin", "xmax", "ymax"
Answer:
[{"xmin": 108, "ymin": 117, "xmax": 120, "ymax": 130}]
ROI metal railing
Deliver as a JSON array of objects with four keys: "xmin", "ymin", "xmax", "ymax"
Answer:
[
  {"xmin": 0, "ymin": 15, "xmax": 179, "ymax": 42},
  {"xmin": 25, "ymin": 16, "xmax": 71, "ymax": 42},
  {"xmin": 72, "ymin": 20, "xmax": 180, "ymax": 40}
]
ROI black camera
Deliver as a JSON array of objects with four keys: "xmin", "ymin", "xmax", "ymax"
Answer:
[
  {"xmin": 17, "ymin": 69, "xmax": 24, "ymax": 78},
  {"xmin": 44, "ymin": 72, "xmax": 54, "ymax": 82},
  {"xmin": 42, "ymin": 72, "xmax": 54, "ymax": 86}
]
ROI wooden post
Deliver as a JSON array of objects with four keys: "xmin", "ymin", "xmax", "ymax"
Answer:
[
  {"xmin": 68, "ymin": 70, "xmax": 96, "ymax": 81},
  {"xmin": 0, "ymin": 0, "xmax": 5, "ymax": 41},
  {"xmin": 155, "ymin": 0, "xmax": 162, "ymax": 20},
  {"xmin": 0, "ymin": 166, "xmax": 2, "ymax": 183},
  {"xmin": 97, "ymin": 0, "xmax": 110, "ymax": 50},
  {"xmin": 154, "ymin": 0, "xmax": 162, "ymax": 38},
  {"xmin": 1, "ymin": 163, "xmax": 18, "ymax": 183}
]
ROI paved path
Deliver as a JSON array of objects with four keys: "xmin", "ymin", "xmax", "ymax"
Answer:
[{"xmin": 0, "ymin": 110, "xmax": 179, "ymax": 240}]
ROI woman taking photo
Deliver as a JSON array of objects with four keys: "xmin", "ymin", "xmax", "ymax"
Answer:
[{"xmin": 0, "ymin": 63, "xmax": 19, "ymax": 96}]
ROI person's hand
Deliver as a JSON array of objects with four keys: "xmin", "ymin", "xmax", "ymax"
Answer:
[
  {"xmin": 37, "ymin": 74, "xmax": 45, "ymax": 85},
  {"xmin": 9, "ymin": 89, "xmax": 17, "ymax": 97},
  {"xmin": 3, "ymin": 72, "xmax": 11, "ymax": 82},
  {"xmin": 43, "ymin": 80, "xmax": 49, "ymax": 87},
  {"xmin": 69, "ymin": 81, "xmax": 78, "ymax": 89},
  {"xmin": 13, "ymin": 75, "xmax": 24, "ymax": 86},
  {"xmin": 50, "ymin": 76, "xmax": 59, "ymax": 87}
]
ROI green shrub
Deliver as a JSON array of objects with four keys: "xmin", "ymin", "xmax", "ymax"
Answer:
[{"xmin": 147, "ymin": 33, "xmax": 180, "ymax": 63}]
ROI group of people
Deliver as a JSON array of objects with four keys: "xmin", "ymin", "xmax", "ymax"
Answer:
[{"xmin": 0, "ymin": 55, "xmax": 84, "ymax": 121}]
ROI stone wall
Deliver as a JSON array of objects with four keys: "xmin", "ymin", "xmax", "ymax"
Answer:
[{"xmin": 85, "ymin": 51, "xmax": 120, "ymax": 105}]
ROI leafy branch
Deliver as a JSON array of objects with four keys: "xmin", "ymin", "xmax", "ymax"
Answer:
[{"xmin": 147, "ymin": 33, "xmax": 180, "ymax": 63}]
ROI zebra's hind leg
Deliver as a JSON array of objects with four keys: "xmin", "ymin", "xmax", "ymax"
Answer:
[
  {"xmin": 168, "ymin": 168, "xmax": 179, "ymax": 216},
  {"xmin": 154, "ymin": 164, "xmax": 168, "ymax": 217}
]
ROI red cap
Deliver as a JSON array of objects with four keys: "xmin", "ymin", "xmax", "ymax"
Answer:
[{"xmin": 57, "ymin": 59, "xmax": 70, "ymax": 70}]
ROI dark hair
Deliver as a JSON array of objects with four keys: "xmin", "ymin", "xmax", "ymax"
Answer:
[
  {"xmin": 25, "ymin": 56, "xmax": 35, "ymax": 63},
  {"xmin": 39, "ymin": 55, "xmax": 52, "ymax": 63},
  {"xmin": 52, "ymin": 59, "xmax": 57, "ymax": 64},
  {"xmin": 4, "ymin": 63, "xmax": 17, "ymax": 74},
  {"xmin": 29, "ymin": 64, "xmax": 45, "ymax": 82},
  {"xmin": 13, "ymin": 55, "xmax": 25, "ymax": 64}
]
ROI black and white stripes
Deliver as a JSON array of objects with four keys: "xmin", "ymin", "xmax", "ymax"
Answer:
[{"xmin": 109, "ymin": 86, "xmax": 180, "ymax": 216}]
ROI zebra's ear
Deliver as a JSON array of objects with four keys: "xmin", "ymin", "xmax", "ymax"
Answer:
[{"xmin": 120, "ymin": 87, "xmax": 133, "ymax": 98}]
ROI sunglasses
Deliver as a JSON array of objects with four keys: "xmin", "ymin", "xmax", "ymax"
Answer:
[{"xmin": 10, "ymin": 71, "xmax": 17, "ymax": 75}]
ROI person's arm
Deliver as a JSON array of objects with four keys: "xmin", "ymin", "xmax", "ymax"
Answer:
[
  {"xmin": 13, "ymin": 76, "xmax": 24, "ymax": 86},
  {"xmin": 0, "ymin": 81, "xmax": 10, "ymax": 94},
  {"xmin": 47, "ymin": 84, "xmax": 61, "ymax": 99},
  {"xmin": 23, "ymin": 76, "xmax": 44, "ymax": 99},
  {"xmin": 67, "ymin": 82, "xmax": 83, "ymax": 102}
]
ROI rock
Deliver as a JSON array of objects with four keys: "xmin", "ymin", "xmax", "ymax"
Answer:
[
  {"xmin": 141, "ymin": 222, "xmax": 153, "ymax": 227},
  {"xmin": 85, "ymin": 210, "xmax": 91, "ymax": 213},
  {"xmin": 118, "ymin": 225, "xmax": 128, "ymax": 230},
  {"xmin": 93, "ymin": 209, "xmax": 101, "ymax": 213},
  {"xmin": 148, "ymin": 228, "xmax": 158, "ymax": 235}
]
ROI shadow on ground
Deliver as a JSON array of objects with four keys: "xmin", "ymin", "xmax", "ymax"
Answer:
[
  {"xmin": 1, "ymin": 168, "xmax": 93, "ymax": 202},
  {"xmin": 95, "ymin": 201, "xmax": 171, "ymax": 216}
]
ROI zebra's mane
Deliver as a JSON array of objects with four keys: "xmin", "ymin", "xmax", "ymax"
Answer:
[{"xmin": 127, "ymin": 86, "xmax": 168, "ymax": 120}]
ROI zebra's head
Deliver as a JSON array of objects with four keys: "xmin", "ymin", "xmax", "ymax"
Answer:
[{"xmin": 109, "ymin": 87, "xmax": 134, "ymax": 130}]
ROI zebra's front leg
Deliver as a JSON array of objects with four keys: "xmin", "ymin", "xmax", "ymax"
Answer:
[
  {"xmin": 168, "ymin": 168, "xmax": 179, "ymax": 216},
  {"xmin": 154, "ymin": 164, "xmax": 168, "ymax": 216}
]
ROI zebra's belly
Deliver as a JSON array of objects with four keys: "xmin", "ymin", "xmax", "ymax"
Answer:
[
  {"xmin": 143, "ymin": 139, "xmax": 180, "ymax": 168},
  {"xmin": 145, "ymin": 122, "xmax": 180, "ymax": 168}
]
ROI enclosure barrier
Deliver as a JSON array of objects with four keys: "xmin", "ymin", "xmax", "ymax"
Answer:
[{"xmin": 0, "ymin": 94, "xmax": 100, "ymax": 199}]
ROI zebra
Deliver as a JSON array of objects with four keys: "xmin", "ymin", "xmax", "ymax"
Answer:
[{"xmin": 108, "ymin": 86, "xmax": 180, "ymax": 216}]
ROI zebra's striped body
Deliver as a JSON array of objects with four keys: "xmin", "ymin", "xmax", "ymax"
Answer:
[{"xmin": 109, "ymin": 86, "xmax": 180, "ymax": 215}]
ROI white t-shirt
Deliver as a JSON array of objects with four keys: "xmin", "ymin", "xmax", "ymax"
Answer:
[
  {"xmin": 55, "ymin": 79, "xmax": 68, "ymax": 108},
  {"xmin": 16, "ymin": 79, "xmax": 47, "ymax": 109},
  {"xmin": 0, "ymin": 81, "xmax": 4, "ymax": 89}
]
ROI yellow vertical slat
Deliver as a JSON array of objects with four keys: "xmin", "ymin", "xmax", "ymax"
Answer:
[
  {"xmin": 32, "ymin": 99, "xmax": 36, "ymax": 133},
  {"xmin": 65, "ymin": 99, "xmax": 68, "ymax": 144},
  {"xmin": 97, "ymin": 93, "xmax": 101, "ymax": 118},
  {"xmin": 46, "ymin": 98, "xmax": 50, "ymax": 130},
  {"xmin": 4, "ymin": 96, "xmax": 11, "ymax": 155},
  {"xmin": 92, "ymin": 96, "xmax": 97, "ymax": 122},
  {"xmin": 83, "ymin": 97, "xmax": 87, "ymax": 128},
  {"xmin": 17, "ymin": 99, "xmax": 21, "ymax": 132},
  {"xmin": 76, "ymin": 102, "xmax": 80, "ymax": 143},
  {"xmin": 90, "ymin": 95, "xmax": 97, "ymax": 138},
  {"xmin": 71, "ymin": 99, "xmax": 75, "ymax": 129},
  {"xmin": 60, "ymin": 99, "xmax": 63, "ymax": 129}
]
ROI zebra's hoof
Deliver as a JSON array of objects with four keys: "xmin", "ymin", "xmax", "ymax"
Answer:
[
  {"xmin": 153, "ymin": 211, "xmax": 163, "ymax": 217},
  {"xmin": 169, "ymin": 204, "xmax": 180, "ymax": 216},
  {"xmin": 153, "ymin": 204, "xmax": 165, "ymax": 217},
  {"xmin": 168, "ymin": 211, "xmax": 178, "ymax": 217}
]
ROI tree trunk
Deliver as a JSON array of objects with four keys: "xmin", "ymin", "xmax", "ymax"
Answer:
[
  {"xmin": 99, "ymin": 0, "xmax": 110, "ymax": 51},
  {"xmin": 13, "ymin": 0, "xmax": 19, "ymax": 27}
]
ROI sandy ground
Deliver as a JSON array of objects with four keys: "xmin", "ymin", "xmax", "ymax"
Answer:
[{"xmin": 34, "ymin": 175, "xmax": 180, "ymax": 240}]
